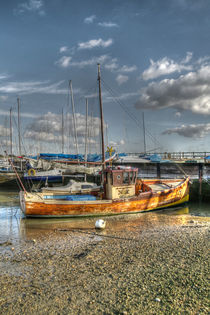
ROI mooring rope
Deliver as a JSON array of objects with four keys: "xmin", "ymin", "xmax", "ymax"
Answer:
[{"xmin": 55, "ymin": 228, "xmax": 139, "ymax": 242}]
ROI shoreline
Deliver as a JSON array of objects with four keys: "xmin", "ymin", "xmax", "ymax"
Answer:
[{"xmin": 0, "ymin": 213, "xmax": 209, "ymax": 314}]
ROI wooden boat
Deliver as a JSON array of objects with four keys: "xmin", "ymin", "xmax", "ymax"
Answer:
[
  {"xmin": 18, "ymin": 65, "xmax": 189, "ymax": 217},
  {"xmin": 19, "ymin": 166, "xmax": 189, "ymax": 217}
]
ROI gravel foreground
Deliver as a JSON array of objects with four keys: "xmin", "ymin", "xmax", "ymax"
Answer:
[{"xmin": 0, "ymin": 213, "xmax": 209, "ymax": 315}]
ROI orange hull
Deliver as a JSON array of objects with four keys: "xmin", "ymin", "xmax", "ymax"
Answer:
[{"xmin": 20, "ymin": 178, "xmax": 189, "ymax": 217}]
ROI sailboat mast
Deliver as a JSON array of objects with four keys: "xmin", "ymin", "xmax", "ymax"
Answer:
[
  {"xmin": 61, "ymin": 108, "xmax": 64, "ymax": 154},
  {"xmin": 85, "ymin": 98, "xmax": 88, "ymax": 165},
  {"xmin": 9, "ymin": 108, "xmax": 12, "ymax": 156},
  {"xmin": 142, "ymin": 112, "xmax": 146, "ymax": 154},
  {"xmin": 69, "ymin": 80, "xmax": 79, "ymax": 156},
  {"xmin": 97, "ymin": 64, "xmax": 105, "ymax": 169},
  {"xmin": 17, "ymin": 97, "xmax": 21, "ymax": 156}
]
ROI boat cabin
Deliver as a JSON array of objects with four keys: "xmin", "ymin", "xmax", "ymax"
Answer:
[{"xmin": 104, "ymin": 167, "xmax": 138, "ymax": 199}]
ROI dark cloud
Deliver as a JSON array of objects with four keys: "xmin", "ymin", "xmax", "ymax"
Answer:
[
  {"xmin": 162, "ymin": 123, "xmax": 210, "ymax": 138},
  {"xmin": 136, "ymin": 64, "xmax": 210, "ymax": 115}
]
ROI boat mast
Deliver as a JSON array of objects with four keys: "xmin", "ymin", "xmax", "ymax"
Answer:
[
  {"xmin": 97, "ymin": 64, "xmax": 105, "ymax": 170},
  {"xmin": 142, "ymin": 112, "xmax": 146, "ymax": 154},
  {"xmin": 9, "ymin": 108, "xmax": 12, "ymax": 156},
  {"xmin": 69, "ymin": 80, "xmax": 79, "ymax": 156},
  {"xmin": 17, "ymin": 97, "xmax": 21, "ymax": 156},
  {"xmin": 85, "ymin": 98, "xmax": 88, "ymax": 165},
  {"xmin": 61, "ymin": 108, "xmax": 64, "ymax": 154}
]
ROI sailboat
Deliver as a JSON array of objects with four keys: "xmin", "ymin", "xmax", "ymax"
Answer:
[{"xmin": 19, "ymin": 64, "xmax": 189, "ymax": 217}]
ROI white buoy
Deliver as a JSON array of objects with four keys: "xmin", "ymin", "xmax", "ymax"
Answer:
[{"xmin": 95, "ymin": 219, "xmax": 106, "ymax": 229}]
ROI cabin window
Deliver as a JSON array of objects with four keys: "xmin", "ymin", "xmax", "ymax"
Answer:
[
  {"xmin": 123, "ymin": 172, "xmax": 129, "ymax": 184},
  {"xmin": 117, "ymin": 174, "xmax": 121, "ymax": 181}
]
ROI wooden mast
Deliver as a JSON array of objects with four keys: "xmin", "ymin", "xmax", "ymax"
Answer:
[
  {"xmin": 97, "ymin": 64, "xmax": 105, "ymax": 170},
  {"xmin": 85, "ymin": 98, "xmax": 88, "ymax": 165},
  {"xmin": 9, "ymin": 108, "xmax": 12, "ymax": 156},
  {"xmin": 142, "ymin": 112, "xmax": 146, "ymax": 154},
  {"xmin": 17, "ymin": 97, "xmax": 21, "ymax": 156},
  {"xmin": 69, "ymin": 80, "xmax": 79, "ymax": 156},
  {"xmin": 61, "ymin": 108, "xmax": 64, "ymax": 154}
]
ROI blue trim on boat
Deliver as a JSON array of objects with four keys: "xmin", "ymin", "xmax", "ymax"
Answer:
[
  {"xmin": 24, "ymin": 175, "xmax": 62, "ymax": 182},
  {"xmin": 44, "ymin": 194, "xmax": 96, "ymax": 201}
]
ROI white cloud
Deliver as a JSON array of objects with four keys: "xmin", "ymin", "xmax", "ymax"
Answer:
[
  {"xmin": 105, "ymin": 91, "xmax": 141, "ymax": 103},
  {"xmin": 116, "ymin": 74, "xmax": 129, "ymax": 85},
  {"xmin": 57, "ymin": 55, "xmax": 109, "ymax": 68},
  {"xmin": 24, "ymin": 130, "xmax": 57, "ymax": 142},
  {"xmin": 0, "ymin": 125, "xmax": 10, "ymax": 137},
  {"xmin": 55, "ymin": 56, "xmax": 72, "ymax": 68},
  {"xmin": 136, "ymin": 62, "xmax": 210, "ymax": 115},
  {"xmin": 162, "ymin": 123, "xmax": 210, "ymax": 139},
  {"xmin": 0, "ymin": 74, "xmax": 9, "ymax": 80},
  {"xmin": 24, "ymin": 112, "xmax": 105, "ymax": 144},
  {"xmin": 0, "ymin": 80, "xmax": 67, "ymax": 95},
  {"xmin": 104, "ymin": 59, "xmax": 118, "ymax": 71},
  {"xmin": 98, "ymin": 22, "xmax": 118, "ymax": 28},
  {"xmin": 78, "ymin": 38, "xmax": 113, "ymax": 50},
  {"xmin": 84, "ymin": 15, "xmax": 96, "ymax": 24},
  {"xmin": 118, "ymin": 65, "xmax": 137, "ymax": 73},
  {"xmin": 181, "ymin": 52, "xmax": 193, "ymax": 64},
  {"xmin": 0, "ymin": 109, "xmax": 39, "ymax": 119},
  {"xmin": 0, "ymin": 95, "xmax": 8, "ymax": 101},
  {"xmin": 15, "ymin": 0, "xmax": 45, "ymax": 16},
  {"xmin": 109, "ymin": 139, "xmax": 125, "ymax": 147},
  {"xmin": 175, "ymin": 112, "xmax": 181, "ymax": 117},
  {"xmin": 142, "ymin": 54, "xmax": 192, "ymax": 81},
  {"xmin": 59, "ymin": 46, "xmax": 68, "ymax": 53}
]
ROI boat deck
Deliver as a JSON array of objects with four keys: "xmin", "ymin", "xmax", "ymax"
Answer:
[{"xmin": 149, "ymin": 181, "xmax": 180, "ymax": 192}]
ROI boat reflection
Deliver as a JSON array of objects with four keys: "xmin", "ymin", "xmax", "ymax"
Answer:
[{"xmin": 19, "ymin": 206, "xmax": 190, "ymax": 241}]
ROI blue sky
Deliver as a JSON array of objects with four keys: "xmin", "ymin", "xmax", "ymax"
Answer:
[{"xmin": 1, "ymin": 0, "xmax": 210, "ymax": 155}]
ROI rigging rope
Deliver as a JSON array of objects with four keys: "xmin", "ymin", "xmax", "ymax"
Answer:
[{"xmin": 101, "ymin": 78, "xmax": 164, "ymax": 151}]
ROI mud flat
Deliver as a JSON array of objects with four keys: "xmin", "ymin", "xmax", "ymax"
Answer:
[{"xmin": 0, "ymin": 212, "xmax": 209, "ymax": 314}]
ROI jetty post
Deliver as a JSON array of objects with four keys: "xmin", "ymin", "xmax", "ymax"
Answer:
[
  {"xmin": 157, "ymin": 163, "xmax": 161, "ymax": 179},
  {"xmin": 198, "ymin": 163, "xmax": 203, "ymax": 196}
]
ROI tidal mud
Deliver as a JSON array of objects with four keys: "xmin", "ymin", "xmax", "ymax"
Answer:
[{"xmin": 0, "ymin": 213, "xmax": 209, "ymax": 314}]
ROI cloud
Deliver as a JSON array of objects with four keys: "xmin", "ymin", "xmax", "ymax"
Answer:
[
  {"xmin": 118, "ymin": 65, "xmax": 137, "ymax": 73},
  {"xmin": 0, "ymin": 125, "xmax": 10, "ymax": 137},
  {"xmin": 181, "ymin": 52, "xmax": 193, "ymax": 64},
  {"xmin": 24, "ymin": 112, "xmax": 105, "ymax": 144},
  {"xmin": 0, "ymin": 109, "xmax": 39, "ymax": 119},
  {"xmin": 116, "ymin": 74, "xmax": 129, "ymax": 85},
  {"xmin": 135, "ymin": 63, "xmax": 210, "ymax": 115},
  {"xmin": 175, "ymin": 111, "xmax": 181, "ymax": 117},
  {"xmin": 56, "ymin": 54, "xmax": 109, "ymax": 69},
  {"xmin": 55, "ymin": 56, "xmax": 72, "ymax": 68},
  {"xmin": 15, "ymin": 0, "xmax": 45, "ymax": 16},
  {"xmin": 142, "ymin": 53, "xmax": 193, "ymax": 80},
  {"xmin": 162, "ymin": 123, "xmax": 210, "ymax": 138},
  {"xmin": 0, "ymin": 74, "xmax": 9, "ymax": 80},
  {"xmin": 59, "ymin": 46, "xmax": 68, "ymax": 53},
  {"xmin": 84, "ymin": 15, "xmax": 96, "ymax": 24},
  {"xmin": 78, "ymin": 38, "xmax": 113, "ymax": 50},
  {"xmin": 24, "ymin": 130, "xmax": 58, "ymax": 142},
  {"xmin": 0, "ymin": 95, "xmax": 8, "ymax": 101},
  {"xmin": 98, "ymin": 22, "xmax": 118, "ymax": 28},
  {"xmin": 104, "ymin": 91, "xmax": 141, "ymax": 104},
  {"xmin": 0, "ymin": 80, "xmax": 67, "ymax": 95},
  {"xmin": 109, "ymin": 139, "xmax": 125, "ymax": 147},
  {"xmin": 104, "ymin": 59, "xmax": 118, "ymax": 71}
]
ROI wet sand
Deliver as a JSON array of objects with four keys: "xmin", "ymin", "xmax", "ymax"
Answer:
[{"xmin": 0, "ymin": 212, "xmax": 209, "ymax": 314}]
